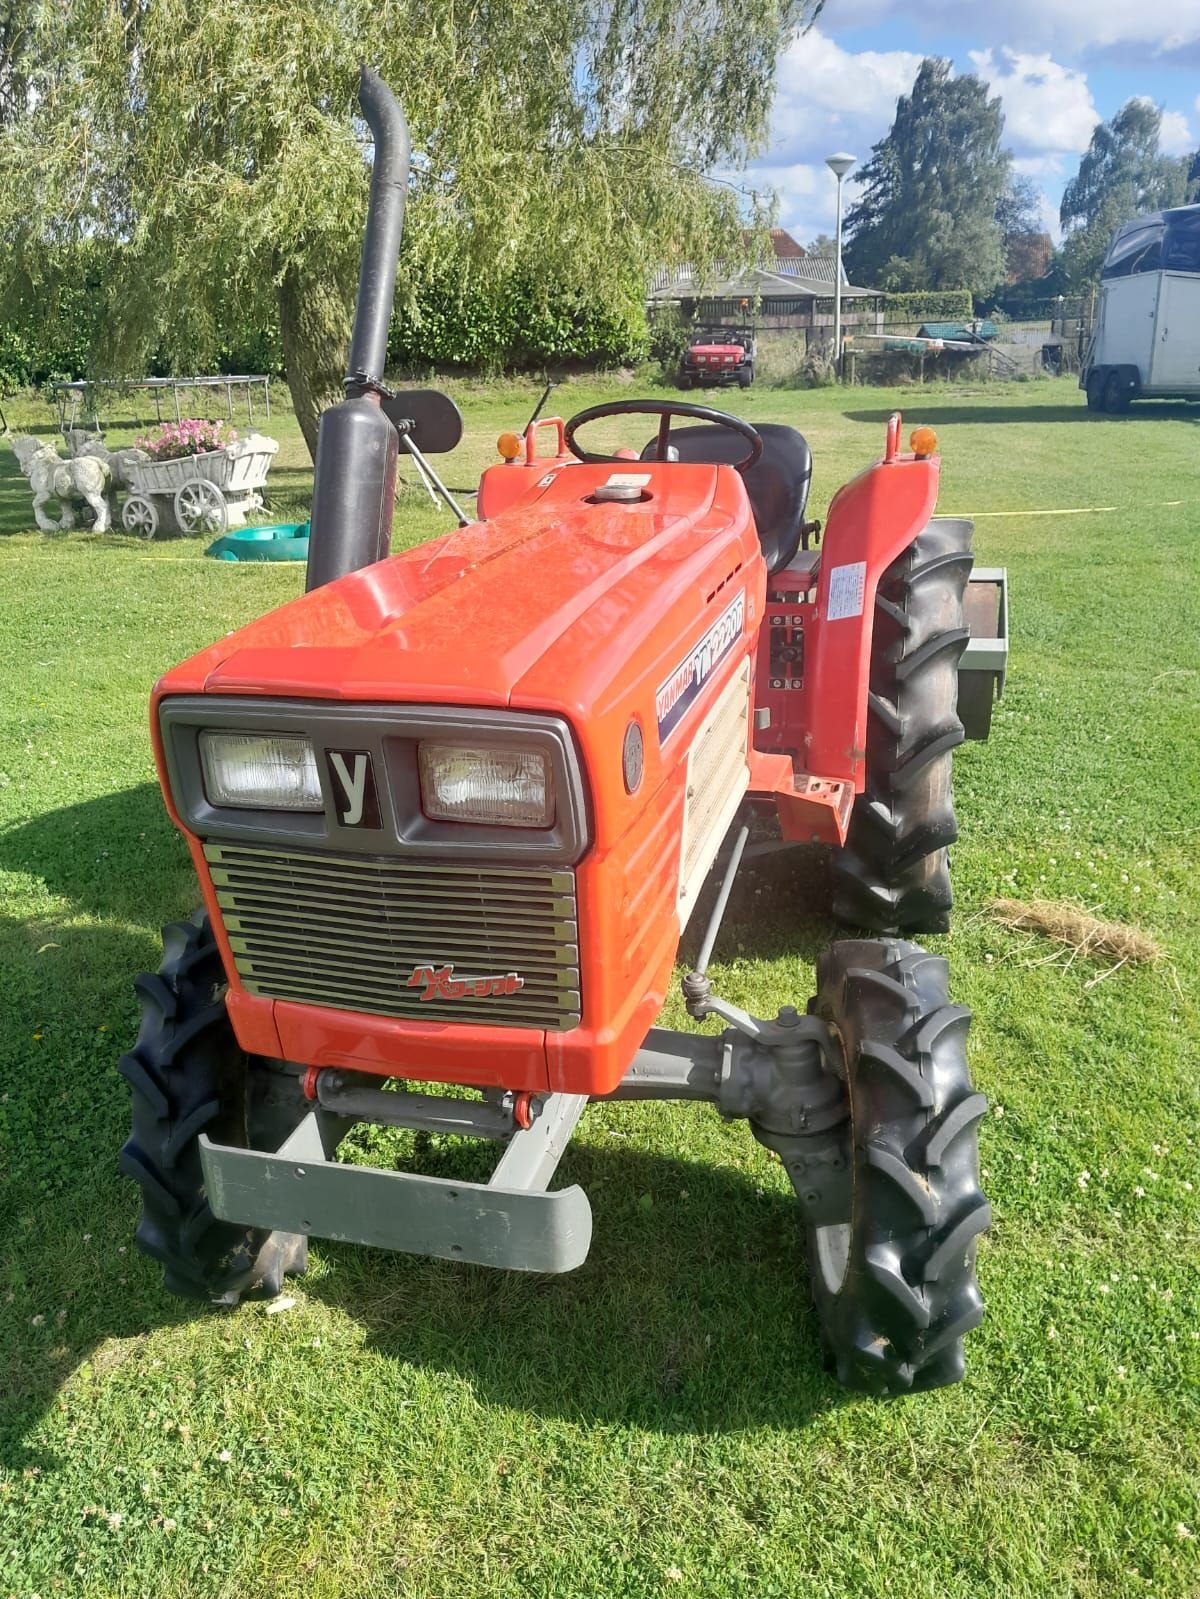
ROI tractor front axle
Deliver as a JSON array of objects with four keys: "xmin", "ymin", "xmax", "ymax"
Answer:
[{"xmin": 200, "ymin": 1004, "xmax": 853, "ymax": 1276}]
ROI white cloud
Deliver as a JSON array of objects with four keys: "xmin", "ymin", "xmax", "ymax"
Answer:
[
  {"xmin": 1034, "ymin": 189, "xmax": 1064, "ymax": 246},
  {"xmin": 968, "ymin": 49, "xmax": 1098, "ymax": 157},
  {"xmin": 830, "ymin": 1, "xmax": 1200, "ymax": 63},
  {"xmin": 1013, "ymin": 154, "xmax": 1068, "ymax": 180},
  {"xmin": 763, "ymin": 29, "xmax": 923, "ymax": 168},
  {"xmin": 1159, "ymin": 110, "xmax": 1195, "ymax": 157},
  {"xmin": 726, "ymin": 29, "xmax": 921, "ymax": 244}
]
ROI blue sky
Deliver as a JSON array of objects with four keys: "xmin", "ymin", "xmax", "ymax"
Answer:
[{"xmin": 740, "ymin": 0, "xmax": 1200, "ymax": 250}]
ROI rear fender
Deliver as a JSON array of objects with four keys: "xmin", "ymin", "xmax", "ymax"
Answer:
[{"xmin": 803, "ymin": 445, "xmax": 940, "ymax": 787}]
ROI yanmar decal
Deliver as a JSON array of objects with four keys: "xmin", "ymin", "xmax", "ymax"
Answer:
[
  {"xmin": 326, "ymin": 748, "xmax": 382, "ymax": 829},
  {"xmin": 407, "ymin": 963, "xmax": 525, "ymax": 1002},
  {"xmin": 654, "ymin": 591, "xmax": 745, "ymax": 743}
]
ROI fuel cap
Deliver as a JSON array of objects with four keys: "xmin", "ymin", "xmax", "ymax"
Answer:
[{"xmin": 593, "ymin": 482, "xmax": 645, "ymax": 503}]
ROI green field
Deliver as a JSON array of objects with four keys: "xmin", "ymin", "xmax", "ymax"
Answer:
[{"xmin": 1, "ymin": 375, "xmax": 1198, "ymax": 1599}]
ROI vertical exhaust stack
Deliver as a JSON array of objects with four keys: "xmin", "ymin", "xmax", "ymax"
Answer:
[{"xmin": 305, "ymin": 66, "xmax": 411, "ymax": 592}]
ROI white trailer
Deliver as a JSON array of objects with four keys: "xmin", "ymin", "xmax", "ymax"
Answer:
[{"xmin": 1082, "ymin": 203, "xmax": 1200, "ymax": 411}]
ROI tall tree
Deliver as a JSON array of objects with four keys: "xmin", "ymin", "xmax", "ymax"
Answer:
[
  {"xmin": 0, "ymin": 0, "xmax": 824, "ymax": 456},
  {"xmin": 843, "ymin": 59, "xmax": 1010, "ymax": 297},
  {"xmin": 995, "ymin": 174, "xmax": 1040, "ymax": 244},
  {"xmin": 1060, "ymin": 100, "xmax": 1193, "ymax": 288},
  {"xmin": 995, "ymin": 175, "xmax": 1050, "ymax": 283}
]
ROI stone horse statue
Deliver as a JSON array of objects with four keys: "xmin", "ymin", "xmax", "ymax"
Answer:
[
  {"xmin": 7, "ymin": 433, "xmax": 115, "ymax": 531},
  {"xmin": 65, "ymin": 428, "xmax": 151, "ymax": 493}
]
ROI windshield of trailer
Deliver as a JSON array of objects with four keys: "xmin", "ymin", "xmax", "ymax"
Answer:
[
  {"xmin": 1163, "ymin": 209, "xmax": 1200, "ymax": 274},
  {"xmin": 1101, "ymin": 223, "xmax": 1164, "ymax": 279}
]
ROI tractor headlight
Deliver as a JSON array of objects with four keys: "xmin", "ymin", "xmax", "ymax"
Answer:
[
  {"xmin": 418, "ymin": 744, "xmax": 554, "ymax": 827},
  {"xmin": 199, "ymin": 731, "xmax": 323, "ymax": 811}
]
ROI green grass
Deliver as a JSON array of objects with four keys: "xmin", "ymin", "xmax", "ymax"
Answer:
[{"xmin": 2, "ymin": 375, "xmax": 1199, "ymax": 1599}]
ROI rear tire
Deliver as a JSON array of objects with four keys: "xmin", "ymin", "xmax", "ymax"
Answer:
[
  {"xmin": 1103, "ymin": 370, "xmax": 1129, "ymax": 414},
  {"xmin": 1085, "ymin": 372, "xmax": 1104, "ymax": 412},
  {"xmin": 118, "ymin": 911, "xmax": 307, "ymax": 1303},
  {"xmin": 831, "ymin": 519, "xmax": 973, "ymax": 934},
  {"xmin": 806, "ymin": 939, "xmax": 988, "ymax": 1395}
]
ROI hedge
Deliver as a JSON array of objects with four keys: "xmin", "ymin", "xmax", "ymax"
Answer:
[
  {"xmin": 389, "ymin": 266, "xmax": 649, "ymax": 371},
  {"xmin": 881, "ymin": 290, "xmax": 974, "ymax": 323},
  {"xmin": 1, "ymin": 250, "xmax": 650, "ymax": 395}
]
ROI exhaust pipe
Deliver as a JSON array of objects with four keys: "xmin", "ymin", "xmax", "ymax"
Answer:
[{"xmin": 305, "ymin": 66, "xmax": 410, "ymax": 592}]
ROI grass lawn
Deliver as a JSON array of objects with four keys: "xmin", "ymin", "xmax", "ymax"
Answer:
[{"xmin": 1, "ymin": 374, "xmax": 1199, "ymax": 1598}]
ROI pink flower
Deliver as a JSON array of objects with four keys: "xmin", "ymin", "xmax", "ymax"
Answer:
[{"xmin": 139, "ymin": 417, "xmax": 237, "ymax": 461}]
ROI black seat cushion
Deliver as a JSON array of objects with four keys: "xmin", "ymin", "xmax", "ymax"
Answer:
[{"xmin": 641, "ymin": 422, "xmax": 813, "ymax": 573}]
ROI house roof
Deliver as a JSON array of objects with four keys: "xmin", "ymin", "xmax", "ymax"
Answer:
[
  {"xmin": 738, "ymin": 227, "xmax": 807, "ymax": 259},
  {"xmin": 768, "ymin": 228, "xmax": 807, "ymax": 259},
  {"xmin": 648, "ymin": 265, "xmax": 878, "ymax": 302},
  {"xmin": 650, "ymin": 252, "xmax": 851, "ymax": 294}
]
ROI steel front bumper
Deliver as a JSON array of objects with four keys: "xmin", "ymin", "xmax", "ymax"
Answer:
[{"xmin": 199, "ymin": 1096, "xmax": 593, "ymax": 1274}]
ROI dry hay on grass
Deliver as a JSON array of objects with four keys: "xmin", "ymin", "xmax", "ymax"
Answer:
[{"xmin": 989, "ymin": 897, "xmax": 1165, "ymax": 987}]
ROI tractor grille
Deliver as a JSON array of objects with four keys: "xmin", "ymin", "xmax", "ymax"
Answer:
[{"xmin": 203, "ymin": 841, "xmax": 581, "ymax": 1029}]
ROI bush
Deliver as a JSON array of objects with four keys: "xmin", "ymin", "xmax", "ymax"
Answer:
[
  {"xmin": 798, "ymin": 344, "xmax": 837, "ymax": 387},
  {"xmin": 881, "ymin": 290, "xmax": 974, "ymax": 323},
  {"xmin": 646, "ymin": 304, "xmax": 690, "ymax": 377}
]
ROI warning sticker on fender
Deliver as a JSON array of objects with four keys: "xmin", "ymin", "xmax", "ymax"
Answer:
[{"xmin": 826, "ymin": 561, "xmax": 867, "ymax": 621}]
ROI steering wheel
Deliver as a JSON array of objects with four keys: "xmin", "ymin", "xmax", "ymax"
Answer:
[{"xmin": 564, "ymin": 399, "xmax": 763, "ymax": 475}]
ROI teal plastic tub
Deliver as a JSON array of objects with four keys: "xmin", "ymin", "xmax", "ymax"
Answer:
[{"xmin": 206, "ymin": 522, "xmax": 310, "ymax": 562}]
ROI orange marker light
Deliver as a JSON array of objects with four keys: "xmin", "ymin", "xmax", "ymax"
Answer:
[
  {"xmin": 910, "ymin": 426, "xmax": 938, "ymax": 459},
  {"xmin": 497, "ymin": 431, "xmax": 522, "ymax": 462}
]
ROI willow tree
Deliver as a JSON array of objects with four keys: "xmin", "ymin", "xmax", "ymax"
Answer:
[{"xmin": 0, "ymin": 0, "xmax": 823, "ymax": 456}]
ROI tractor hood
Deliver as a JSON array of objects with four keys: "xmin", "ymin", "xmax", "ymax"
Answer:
[
  {"xmin": 154, "ymin": 459, "xmax": 758, "ymax": 722},
  {"xmin": 688, "ymin": 342, "xmax": 744, "ymax": 358}
]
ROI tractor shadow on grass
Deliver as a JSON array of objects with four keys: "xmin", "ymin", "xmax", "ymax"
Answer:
[
  {"xmin": 0, "ymin": 909, "xmax": 239, "ymax": 1474},
  {"xmin": 0, "ymin": 783, "xmax": 218, "ymax": 1470},
  {"xmin": 305, "ymin": 1143, "xmax": 851, "ymax": 1434}
]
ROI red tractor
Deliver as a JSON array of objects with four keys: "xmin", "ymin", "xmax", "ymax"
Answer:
[{"xmin": 121, "ymin": 71, "xmax": 997, "ymax": 1395}]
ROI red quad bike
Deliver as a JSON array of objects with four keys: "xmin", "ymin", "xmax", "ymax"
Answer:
[
  {"xmin": 680, "ymin": 324, "xmax": 756, "ymax": 389},
  {"xmin": 120, "ymin": 71, "xmax": 1005, "ymax": 1395}
]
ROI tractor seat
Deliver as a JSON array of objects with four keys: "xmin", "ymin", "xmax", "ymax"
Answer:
[{"xmin": 641, "ymin": 422, "xmax": 813, "ymax": 573}]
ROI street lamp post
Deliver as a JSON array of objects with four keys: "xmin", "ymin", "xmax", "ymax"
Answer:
[{"xmin": 826, "ymin": 152, "xmax": 856, "ymax": 376}]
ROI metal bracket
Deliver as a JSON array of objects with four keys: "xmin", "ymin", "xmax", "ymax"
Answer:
[
  {"xmin": 200, "ymin": 1094, "xmax": 592, "ymax": 1274},
  {"xmin": 599, "ymin": 1004, "xmax": 852, "ymax": 1228}
]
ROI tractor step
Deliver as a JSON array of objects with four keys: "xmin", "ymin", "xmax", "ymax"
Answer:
[
  {"xmin": 959, "ymin": 566, "xmax": 1008, "ymax": 739},
  {"xmin": 199, "ymin": 1095, "xmax": 593, "ymax": 1274}
]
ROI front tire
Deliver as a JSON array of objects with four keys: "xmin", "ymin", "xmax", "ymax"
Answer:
[
  {"xmin": 807, "ymin": 940, "xmax": 989, "ymax": 1394},
  {"xmin": 831, "ymin": 518, "xmax": 973, "ymax": 934},
  {"xmin": 118, "ymin": 912, "xmax": 307, "ymax": 1303}
]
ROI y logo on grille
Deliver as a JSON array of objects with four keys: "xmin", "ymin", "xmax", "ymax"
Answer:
[
  {"xmin": 407, "ymin": 963, "xmax": 525, "ymax": 1001},
  {"xmin": 327, "ymin": 749, "xmax": 381, "ymax": 829}
]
